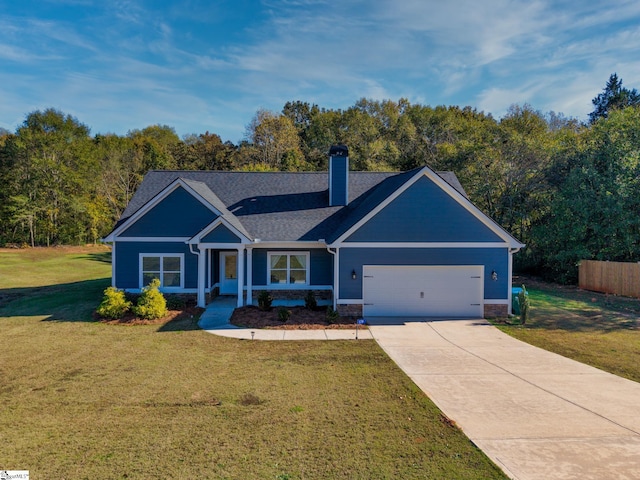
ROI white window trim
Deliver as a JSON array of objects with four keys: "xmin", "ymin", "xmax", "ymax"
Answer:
[
  {"xmin": 139, "ymin": 253, "xmax": 185, "ymax": 291},
  {"xmin": 267, "ymin": 251, "xmax": 310, "ymax": 287}
]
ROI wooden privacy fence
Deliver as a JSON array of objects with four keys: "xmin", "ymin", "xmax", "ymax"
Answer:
[{"xmin": 579, "ymin": 260, "xmax": 640, "ymax": 298}]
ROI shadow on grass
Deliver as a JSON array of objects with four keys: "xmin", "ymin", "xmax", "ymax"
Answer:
[
  {"xmin": 84, "ymin": 251, "xmax": 112, "ymax": 264},
  {"xmin": 157, "ymin": 315, "xmax": 202, "ymax": 332},
  {"xmin": 519, "ymin": 288, "xmax": 639, "ymax": 333},
  {"xmin": 0, "ymin": 278, "xmax": 110, "ymax": 322},
  {"xmin": 1, "ymin": 279, "xmax": 204, "ymax": 331}
]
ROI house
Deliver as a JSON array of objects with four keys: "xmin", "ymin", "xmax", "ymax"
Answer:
[{"xmin": 103, "ymin": 146, "xmax": 524, "ymax": 318}]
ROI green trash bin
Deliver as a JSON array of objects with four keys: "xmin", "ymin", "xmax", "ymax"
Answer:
[{"xmin": 512, "ymin": 287, "xmax": 523, "ymax": 315}]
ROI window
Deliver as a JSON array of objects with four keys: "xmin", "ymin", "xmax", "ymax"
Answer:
[
  {"xmin": 268, "ymin": 252, "xmax": 309, "ymax": 286},
  {"xmin": 140, "ymin": 254, "xmax": 183, "ymax": 289}
]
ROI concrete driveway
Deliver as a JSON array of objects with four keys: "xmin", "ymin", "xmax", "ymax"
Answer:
[{"xmin": 368, "ymin": 318, "xmax": 640, "ymax": 480}]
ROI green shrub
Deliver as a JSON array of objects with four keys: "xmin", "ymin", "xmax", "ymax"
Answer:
[
  {"xmin": 96, "ymin": 287, "xmax": 132, "ymax": 319},
  {"xmin": 326, "ymin": 306, "xmax": 339, "ymax": 324},
  {"xmin": 304, "ymin": 291, "xmax": 317, "ymax": 310},
  {"xmin": 165, "ymin": 295, "xmax": 186, "ymax": 310},
  {"xmin": 133, "ymin": 279, "xmax": 167, "ymax": 320},
  {"xmin": 277, "ymin": 307, "xmax": 291, "ymax": 322},
  {"xmin": 519, "ymin": 284, "xmax": 530, "ymax": 325},
  {"xmin": 257, "ymin": 291, "xmax": 272, "ymax": 311}
]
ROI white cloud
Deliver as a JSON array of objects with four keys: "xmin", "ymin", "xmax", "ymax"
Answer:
[
  {"xmin": 112, "ymin": 0, "xmax": 148, "ymax": 25},
  {"xmin": 27, "ymin": 18, "xmax": 98, "ymax": 52},
  {"xmin": 476, "ymin": 86, "xmax": 531, "ymax": 118},
  {"xmin": 4, "ymin": 0, "xmax": 640, "ymax": 140},
  {"xmin": 0, "ymin": 43, "xmax": 58, "ymax": 63}
]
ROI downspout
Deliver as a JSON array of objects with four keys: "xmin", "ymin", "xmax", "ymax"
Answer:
[
  {"xmin": 326, "ymin": 245, "xmax": 338, "ymax": 310},
  {"xmin": 508, "ymin": 246, "xmax": 523, "ymax": 315},
  {"xmin": 188, "ymin": 242, "xmax": 199, "ymax": 258},
  {"xmin": 189, "ymin": 242, "xmax": 205, "ymax": 308}
]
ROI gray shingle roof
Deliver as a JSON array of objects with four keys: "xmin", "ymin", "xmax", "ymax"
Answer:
[
  {"xmin": 180, "ymin": 178, "xmax": 252, "ymax": 239},
  {"xmin": 116, "ymin": 168, "xmax": 467, "ymax": 242}
]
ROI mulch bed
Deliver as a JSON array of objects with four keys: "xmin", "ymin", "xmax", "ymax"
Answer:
[
  {"xmin": 230, "ymin": 306, "xmax": 363, "ymax": 330},
  {"xmin": 97, "ymin": 306, "xmax": 204, "ymax": 326},
  {"xmin": 97, "ymin": 305, "xmax": 362, "ymax": 330}
]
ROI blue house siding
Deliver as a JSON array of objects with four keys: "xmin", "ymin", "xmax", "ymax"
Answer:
[
  {"xmin": 202, "ymin": 224, "xmax": 241, "ymax": 243},
  {"xmin": 339, "ymin": 247, "xmax": 509, "ymax": 300},
  {"xmin": 345, "ymin": 176, "xmax": 503, "ymax": 243},
  {"xmin": 251, "ymin": 248, "xmax": 333, "ymax": 286},
  {"xmin": 121, "ymin": 187, "xmax": 216, "ymax": 237},
  {"xmin": 115, "ymin": 241, "xmax": 198, "ymax": 289}
]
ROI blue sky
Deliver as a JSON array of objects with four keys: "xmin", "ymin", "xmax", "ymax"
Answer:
[{"xmin": 2, "ymin": 0, "xmax": 640, "ymax": 143}]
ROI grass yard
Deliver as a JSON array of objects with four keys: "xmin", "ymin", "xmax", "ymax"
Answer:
[
  {"xmin": 0, "ymin": 247, "xmax": 505, "ymax": 479},
  {"xmin": 498, "ymin": 278, "xmax": 640, "ymax": 383}
]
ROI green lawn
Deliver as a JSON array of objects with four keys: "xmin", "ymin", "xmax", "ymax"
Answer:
[
  {"xmin": 0, "ymin": 247, "xmax": 505, "ymax": 479},
  {"xmin": 498, "ymin": 279, "xmax": 640, "ymax": 383}
]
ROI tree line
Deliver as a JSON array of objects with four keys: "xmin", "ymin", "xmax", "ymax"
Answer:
[{"xmin": 1, "ymin": 74, "xmax": 639, "ymax": 283}]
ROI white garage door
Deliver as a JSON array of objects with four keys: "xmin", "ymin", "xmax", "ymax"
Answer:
[{"xmin": 363, "ymin": 265, "xmax": 483, "ymax": 318}]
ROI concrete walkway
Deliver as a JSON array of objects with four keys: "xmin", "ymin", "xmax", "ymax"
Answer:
[
  {"xmin": 198, "ymin": 296, "xmax": 372, "ymax": 340},
  {"xmin": 367, "ymin": 318, "xmax": 640, "ymax": 480}
]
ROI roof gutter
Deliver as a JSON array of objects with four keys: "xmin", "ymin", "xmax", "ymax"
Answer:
[{"xmin": 510, "ymin": 244, "xmax": 525, "ymax": 254}]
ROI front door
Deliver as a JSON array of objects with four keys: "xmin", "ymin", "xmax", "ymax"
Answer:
[{"xmin": 219, "ymin": 252, "xmax": 238, "ymax": 295}]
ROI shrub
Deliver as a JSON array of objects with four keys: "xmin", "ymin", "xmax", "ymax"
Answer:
[
  {"xmin": 133, "ymin": 279, "xmax": 168, "ymax": 320},
  {"xmin": 277, "ymin": 307, "xmax": 291, "ymax": 322},
  {"xmin": 96, "ymin": 287, "xmax": 132, "ymax": 319},
  {"xmin": 165, "ymin": 295, "xmax": 186, "ymax": 310},
  {"xmin": 257, "ymin": 291, "xmax": 272, "ymax": 311},
  {"xmin": 326, "ymin": 306, "xmax": 339, "ymax": 324},
  {"xmin": 304, "ymin": 291, "xmax": 317, "ymax": 310},
  {"xmin": 519, "ymin": 284, "xmax": 530, "ymax": 325}
]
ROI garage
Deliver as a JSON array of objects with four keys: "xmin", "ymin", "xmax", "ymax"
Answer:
[{"xmin": 362, "ymin": 265, "xmax": 484, "ymax": 318}]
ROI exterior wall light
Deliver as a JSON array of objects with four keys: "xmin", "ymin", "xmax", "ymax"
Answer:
[
  {"xmin": 491, "ymin": 270, "xmax": 498, "ymax": 281},
  {"xmin": 351, "ymin": 269, "xmax": 357, "ymax": 280}
]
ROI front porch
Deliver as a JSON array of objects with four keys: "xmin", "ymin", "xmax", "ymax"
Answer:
[
  {"xmin": 192, "ymin": 241, "xmax": 336, "ymax": 310},
  {"xmin": 195, "ymin": 245, "xmax": 248, "ymax": 308}
]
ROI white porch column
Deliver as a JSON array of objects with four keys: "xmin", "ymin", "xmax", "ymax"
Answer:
[
  {"xmin": 246, "ymin": 246, "xmax": 253, "ymax": 306},
  {"xmin": 333, "ymin": 247, "xmax": 339, "ymax": 310},
  {"xmin": 197, "ymin": 247, "xmax": 206, "ymax": 308},
  {"xmin": 111, "ymin": 242, "xmax": 116, "ymax": 287},
  {"xmin": 206, "ymin": 249, "xmax": 211, "ymax": 291},
  {"xmin": 236, "ymin": 246, "xmax": 245, "ymax": 307}
]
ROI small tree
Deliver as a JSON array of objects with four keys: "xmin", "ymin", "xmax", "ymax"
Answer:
[
  {"xmin": 134, "ymin": 278, "xmax": 167, "ymax": 320},
  {"xmin": 326, "ymin": 306, "xmax": 339, "ymax": 324},
  {"xmin": 257, "ymin": 291, "xmax": 273, "ymax": 311},
  {"xmin": 96, "ymin": 286, "xmax": 131, "ymax": 319},
  {"xmin": 304, "ymin": 291, "xmax": 317, "ymax": 310},
  {"xmin": 277, "ymin": 307, "xmax": 291, "ymax": 322}
]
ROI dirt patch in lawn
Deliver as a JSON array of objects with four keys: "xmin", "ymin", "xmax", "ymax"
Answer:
[{"xmin": 230, "ymin": 306, "xmax": 362, "ymax": 330}]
